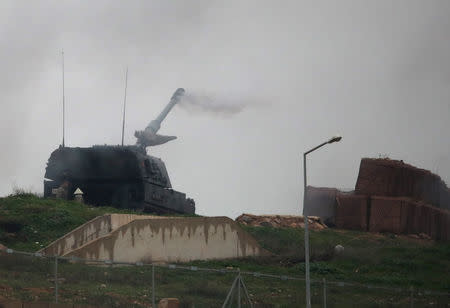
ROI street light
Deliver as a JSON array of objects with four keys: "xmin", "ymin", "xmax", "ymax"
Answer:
[
  {"xmin": 303, "ymin": 135, "xmax": 342, "ymax": 308},
  {"xmin": 328, "ymin": 136, "xmax": 342, "ymax": 144}
]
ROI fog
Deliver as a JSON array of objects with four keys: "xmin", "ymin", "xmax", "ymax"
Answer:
[{"xmin": 1, "ymin": 0, "xmax": 449, "ymax": 218}]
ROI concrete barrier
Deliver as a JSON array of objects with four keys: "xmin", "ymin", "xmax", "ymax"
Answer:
[
  {"xmin": 366, "ymin": 197, "xmax": 450, "ymax": 239},
  {"xmin": 355, "ymin": 158, "xmax": 450, "ymax": 210},
  {"xmin": 66, "ymin": 216, "xmax": 268, "ymax": 263},
  {"xmin": 304, "ymin": 186, "xmax": 338, "ymax": 225},
  {"xmin": 40, "ymin": 215, "xmax": 113, "ymax": 256},
  {"xmin": 401, "ymin": 199, "xmax": 417, "ymax": 234},
  {"xmin": 336, "ymin": 194, "xmax": 368, "ymax": 230},
  {"xmin": 369, "ymin": 196, "xmax": 405, "ymax": 233},
  {"xmin": 40, "ymin": 214, "xmax": 168, "ymax": 256}
]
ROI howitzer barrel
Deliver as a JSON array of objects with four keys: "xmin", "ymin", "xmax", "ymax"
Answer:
[
  {"xmin": 135, "ymin": 88, "xmax": 185, "ymax": 148},
  {"xmin": 146, "ymin": 88, "xmax": 185, "ymax": 134}
]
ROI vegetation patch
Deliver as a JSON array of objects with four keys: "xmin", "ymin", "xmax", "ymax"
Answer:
[{"xmin": 0, "ymin": 193, "xmax": 144, "ymax": 251}]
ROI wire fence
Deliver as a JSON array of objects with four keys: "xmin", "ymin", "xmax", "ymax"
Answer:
[{"xmin": 0, "ymin": 248, "xmax": 449, "ymax": 307}]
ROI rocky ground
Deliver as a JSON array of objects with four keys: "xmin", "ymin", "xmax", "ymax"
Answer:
[{"xmin": 236, "ymin": 213, "xmax": 327, "ymax": 230}]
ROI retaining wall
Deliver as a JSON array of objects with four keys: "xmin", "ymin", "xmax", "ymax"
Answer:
[
  {"xmin": 65, "ymin": 216, "xmax": 268, "ymax": 263},
  {"xmin": 40, "ymin": 214, "xmax": 167, "ymax": 256},
  {"xmin": 39, "ymin": 215, "xmax": 113, "ymax": 257}
]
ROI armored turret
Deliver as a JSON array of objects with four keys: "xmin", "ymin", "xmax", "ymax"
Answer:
[{"xmin": 44, "ymin": 89, "xmax": 195, "ymax": 214}]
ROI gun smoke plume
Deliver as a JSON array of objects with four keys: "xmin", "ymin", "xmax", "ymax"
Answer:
[{"xmin": 179, "ymin": 91, "xmax": 258, "ymax": 116}]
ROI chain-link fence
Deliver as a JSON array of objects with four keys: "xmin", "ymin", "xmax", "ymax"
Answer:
[{"xmin": 0, "ymin": 248, "xmax": 448, "ymax": 307}]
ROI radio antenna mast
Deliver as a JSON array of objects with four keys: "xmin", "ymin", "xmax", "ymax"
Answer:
[
  {"xmin": 62, "ymin": 50, "xmax": 66, "ymax": 148},
  {"xmin": 121, "ymin": 67, "xmax": 128, "ymax": 146}
]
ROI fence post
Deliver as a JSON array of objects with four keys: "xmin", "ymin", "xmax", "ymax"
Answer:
[
  {"xmin": 237, "ymin": 270, "xmax": 241, "ymax": 308},
  {"xmin": 54, "ymin": 256, "xmax": 58, "ymax": 303},
  {"xmin": 222, "ymin": 273, "xmax": 240, "ymax": 308},
  {"xmin": 323, "ymin": 278, "xmax": 326, "ymax": 308},
  {"xmin": 240, "ymin": 274, "xmax": 254, "ymax": 308},
  {"xmin": 152, "ymin": 264, "xmax": 155, "ymax": 308},
  {"xmin": 410, "ymin": 286, "xmax": 414, "ymax": 308}
]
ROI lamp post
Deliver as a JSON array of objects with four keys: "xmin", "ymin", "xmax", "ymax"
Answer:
[{"xmin": 303, "ymin": 135, "xmax": 342, "ymax": 308}]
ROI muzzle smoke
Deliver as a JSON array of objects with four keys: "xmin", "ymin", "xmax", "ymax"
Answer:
[{"xmin": 178, "ymin": 91, "xmax": 257, "ymax": 116}]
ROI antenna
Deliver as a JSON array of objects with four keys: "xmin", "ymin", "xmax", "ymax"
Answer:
[
  {"xmin": 62, "ymin": 50, "xmax": 65, "ymax": 147},
  {"xmin": 121, "ymin": 67, "xmax": 128, "ymax": 146}
]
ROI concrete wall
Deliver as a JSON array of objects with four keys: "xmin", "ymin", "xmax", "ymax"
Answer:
[
  {"xmin": 369, "ymin": 197, "xmax": 450, "ymax": 240},
  {"xmin": 334, "ymin": 195, "xmax": 450, "ymax": 241},
  {"xmin": 40, "ymin": 214, "xmax": 162, "ymax": 256},
  {"xmin": 109, "ymin": 213, "xmax": 168, "ymax": 230},
  {"xmin": 336, "ymin": 194, "xmax": 368, "ymax": 230},
  {"xmin": 40, "ymin": 215, "xmax": 113, "ymax": 256},
  {"xmin": 304, "ymin": 186, "xmax": 339, "ymax": 224},
  {"xmin": 66, "ymin": 216, "xmax": 267, "ymax": 263},
  {"xmin": 369, "ymin": 196, "xmax": 405, "ymax": 233},
  {"xmin": 355, "ymin": 158, "xmax": 450, "ymax": 210}
]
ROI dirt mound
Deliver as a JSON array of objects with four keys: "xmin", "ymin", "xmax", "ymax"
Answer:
[{"xmin": 236, "ymin": 214, "xmax": 327, "ymax": 230}]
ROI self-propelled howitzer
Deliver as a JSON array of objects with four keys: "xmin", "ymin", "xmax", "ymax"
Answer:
[{"xmin": 44, "ymin": 88, "xmax": 195, "ymax": 214}]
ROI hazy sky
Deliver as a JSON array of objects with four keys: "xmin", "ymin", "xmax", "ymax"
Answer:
[{"xmin": 1, "ymin": 1, "xmax": 449, "ymax": 218}]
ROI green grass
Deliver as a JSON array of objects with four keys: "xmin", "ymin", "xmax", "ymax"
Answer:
[
  {"xmin": 1, "ymin": 253, "xmax": 448, "ymax": 307},
  {"xmin": 0, "ymin": 193, "xmax": 449, "ymax": 307},
  {"xmin": 0, "ymin": 193, "xmax": 145, "ymax": 252},
  {"xmin": 186, "ymin": 227, "xmax": 450, "ymax": 292}
]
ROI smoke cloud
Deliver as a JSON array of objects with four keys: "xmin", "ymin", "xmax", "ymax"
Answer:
[{"xmin": 178, "ymin": 91, "xmax": 261, "ymax": 116}]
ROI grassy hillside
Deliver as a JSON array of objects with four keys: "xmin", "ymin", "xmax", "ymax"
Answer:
[
  {"xmin": 206, "ymin": 226, "xmax": 450, "ymax": 291},
  {"xmin": 0, "ymin": 193, "xmax": 449, "ymax": 307},
  {"xmin": 0, "ymin": 193, "xmax": 140, "ymax": 251}
]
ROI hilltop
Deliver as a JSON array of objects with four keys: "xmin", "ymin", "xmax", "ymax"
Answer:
[
  {"xmin": 0, "ymin": 193, "xmax": 449, "ymax": 306},
  {"xmin": 0, "ymin": 193, "xmax": 161, "ymax": 251}
]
